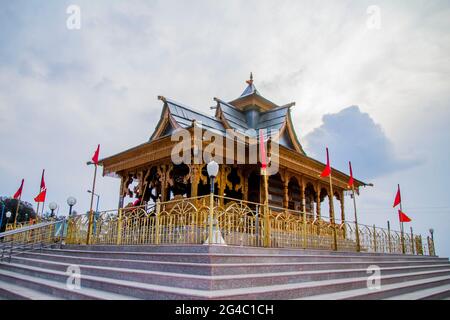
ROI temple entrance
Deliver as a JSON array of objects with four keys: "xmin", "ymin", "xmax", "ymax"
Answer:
[
  {"xmin": 288, "ymin": 177, "xmax": 302, "ymax": 211},
  {"xmin": 247, "ymin": 170, "xmax": 261, "ymax": 204},
  {"xmin": 224, "ymin": 167, "xmax": 243, "ymax": 203},
  {"xmin": 304, "ymin": 183, "xmax": 316, "ymax": 216},
  {"xmin": 168, "ymin": 164, "xmax": 190, "ymax": 200},
  {"xmin": 268, "ymin": 173, "xmax": 283, "ymax": 209}
]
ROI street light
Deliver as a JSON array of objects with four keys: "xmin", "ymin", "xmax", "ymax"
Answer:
[
  {"xmin": 67, "ymin": 197, "xmax": 77, "ymax": 216},
  {"xmin": 0, "ymin": 202, "xmax": 5, "ymax": 231},
  {"xmin": 207, "ymin": 161, "xmax": 218, "ymax": 245},
  {"xmin": 207, "ymin": 160, "xmax": 219, "ymax": 194},
  {"xmin": 87, "ymin": 190, "xmax": 100, "ymax": 213},
  {"xmin": 49, "ymin": 202, "xmax": 58, "ymax": 217},
  {"xmin": 5, "ymin": 211, "xmax": 12, "ymax": 222}
]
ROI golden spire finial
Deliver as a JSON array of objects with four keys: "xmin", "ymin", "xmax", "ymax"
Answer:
[{"xmin": 246, "ymin": 72, "xmax": 254, "ymax": 85}]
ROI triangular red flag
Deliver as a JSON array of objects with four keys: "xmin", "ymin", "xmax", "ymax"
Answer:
[
  {"xmin": 34, "ymin": 189, "xmax": 46, "ymax": 203},
  {"xmin": 92, "ymin": 144, "xmax": 100, "ymax": 165},
  {"xmin": 320, "ymin": 147, "xmax": 331, "ymax": 177},
  {"xmin": 13, "ymin": 179, "xmax": 24, "ymax": 199},
  {"xmin": 393, "ymin": 185, "xmax": 401, "ymax": 208},
  {"xmin": 34, "ymin": 170, "xmax": 47, "ymax": 203},
  {"xmin": 348, "ymin": 161, "xmax": 354, "ymax": 187},
  {"xmin": 398, "ymin": 210, "xmax": 411, "ymax": 222},
  {"xmin": 259, "ymin": 130, "xmax": 267, "ymax": 170}
]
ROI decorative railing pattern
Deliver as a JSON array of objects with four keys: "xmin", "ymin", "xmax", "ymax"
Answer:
[
  {"xmin": 0, "ymin": 220, "xmax": 63, "ymax": 262},
  {"xmin": 65, "ymin": 195, "xmax": 435, "ymax": 256}
]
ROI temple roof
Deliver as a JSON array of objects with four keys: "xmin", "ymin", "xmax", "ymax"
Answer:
[{"xmin": 150, "ymin": 74, "xmax": 305, "ymax": 154}]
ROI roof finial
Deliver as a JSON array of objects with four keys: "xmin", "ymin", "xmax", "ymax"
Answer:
[{"xmin": 246, "ymin": 72, "xmax": 253, "ymax": 85}]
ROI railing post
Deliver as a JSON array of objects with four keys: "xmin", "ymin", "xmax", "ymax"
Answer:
[
  {"xmin": 387, "ymin": 221, "xmax": 392, "ymax": 253},
  {"xmin": 209, "ymin": 193, "xmax": 214, "ymax": 245},
  {"xmin": 155, "ymin": 200, "xmax": 161, "ymax": 245},
  {"xmin": 302, "ymin": 211, "xmax": 307, "ymax": 249},
  {"xmin": 410, "ymin": 227, "xmax": 415, "ymax": 255},
  {"xmin": 332, "ymin": 222, "xmax": 338, "ymax": 251},
  {"xmin": 255, "ymin": 205, "xmax": 259, "ymax": 246},
  {"xmin": 264, "ymin": 207, "xmax": 270, "ymax": 247},
  {"xmin": 116, "ymin": 208, "xmax": 123, "ymax": 245},
  {"xmin": 373, "ymin": 225, "xmax": 377, "ymax": 252},
  {"xmin": 427, "ymin": 236, "xmax": 433, "ymax": 256}
]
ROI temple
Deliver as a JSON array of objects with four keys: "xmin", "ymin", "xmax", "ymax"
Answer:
[{"xmin": 100, "ymin": 74, "xmax": 368, "ymax": 224}]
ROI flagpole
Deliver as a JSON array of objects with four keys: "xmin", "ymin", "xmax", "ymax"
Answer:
[
  {"xmin": 14, "ymin": 193, "xmax": 21, "ymax": 229},
  {"xmin": 351, "ymin": 184, "xmax": 360, "ymax": 252},
  {"xmin": 35, "ymin": 203, "xmax": 40, "ymax": 224},
  {"xmin": 13, "ymin": 179, "xmax": 24, "ymax": 228},
  {"xmin": 398, "ymin": 184, "xmax": 405, "ymax": 254},
  {"xmin": 86, "ymin": 163, "xmax": 98, "ymax": 245},
  {"xmin": 263, "ymin": 167, "xmax": 270, "ymax": 247},
  {"xmin": 328, "ymin": 173, "xmax": 338, "ymax": 251}
]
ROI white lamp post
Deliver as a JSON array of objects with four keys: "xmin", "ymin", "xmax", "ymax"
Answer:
[
  {"xmin": 67, "ymin": 197, "xmax": 77, "ymax": 216},
  {"xmin": 205, "ymin": 161, "xmax": 226, "ymax": 245},
  {"xmin": 49, "ymin": 202, "xmax": 58, "ymax": 217}
]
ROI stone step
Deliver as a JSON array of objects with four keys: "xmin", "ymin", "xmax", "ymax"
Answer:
[
  {"xmin": 5, "ymin": 256, "xmax": 450, "ymax": 290},
  {"xmin": 17, "ymin": 252, "xmax": 447, "ymax": 276},
  {"xmin": 61, "ymin": 244, "xmax": 437, "ymax": 259},
  {"xmin": 298, "ymin": 276, "xmax": 450, "ymax": 300},
  {"xmin": 4, "ymin": 258, "xmax": 450, "ymax": 289},
  {"xmin": 0, "ymin": 268, "xmax": 138, "ymax": 300},
  {"xmin": 37, "ymin": 248, "xmax": 448, "ymax": 264},
  {"xmin": 0, "ymin": 280, "xmax": 62, "ymax": 300},
  {"xmin": 1, "ymin": 262, "xmax": 449, "ymax": 299},
  {"xmin": 385, "ymin": 284, "xmax": 450, "ymax": 300}
]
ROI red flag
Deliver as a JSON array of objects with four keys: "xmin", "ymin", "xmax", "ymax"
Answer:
[
  {"xmin": 398, "ymin": 210, "xmax": 411, "ymax": 222},
  {"xmin": 393, "ymin": 185, "xmax": 401, "ymax": 208},
  {"xmin": 320, "ymin": 147, "xmax": 331, "ymax": 177},
  {"xmin": 34, "ymin": 170, "xmax": 47, "ymax": 203},
  {"xmin": 92, "ymin": 144, "xmax": 100, "ymax": 165},
  {"xmin": 348, "ymin": 161, "xmax": 354, "ymax": 188},
  {"xmin": 13, "ymin": 179, "xmax": 24, "ymax": 199},
  {"xmin": 259, "ymin": 130, "xmax": 267, "ymax": 169}
]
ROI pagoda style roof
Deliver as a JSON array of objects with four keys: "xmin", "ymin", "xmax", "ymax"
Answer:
[
  {"xmin": 150, "ymin": 74, "xmax": 305, "ymax": 154},
  {"xmin": 100, "ymin": 74, "xmax": 369, "ymax": 189}
]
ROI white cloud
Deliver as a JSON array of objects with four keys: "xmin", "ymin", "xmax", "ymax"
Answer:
[{"xmin": 0, "ymin": 0, "xmax": 449, "ymax": 256}]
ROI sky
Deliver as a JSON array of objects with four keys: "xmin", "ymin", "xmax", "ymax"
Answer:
[{"xmin": 1, "ymin": 0, "xmax": 449, "ymax": 256}]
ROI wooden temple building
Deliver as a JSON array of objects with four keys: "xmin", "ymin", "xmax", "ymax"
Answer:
[{"xmin": 100, "ymin": 74, "xmax": 367, "ymax": 223}]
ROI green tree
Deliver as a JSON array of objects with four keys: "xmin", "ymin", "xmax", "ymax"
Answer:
[{"xmin": 0, "ymin": 197, "xmax": 37, "ymax": 232}]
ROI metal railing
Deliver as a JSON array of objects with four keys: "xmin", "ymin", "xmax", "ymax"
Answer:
[
  {"xmin": 65, "ymin": 195, "xmax": 436, "ymax": 256},
  {"xmin": 0, "ymin": 219, "xmax": 65, "ymax": 263}
]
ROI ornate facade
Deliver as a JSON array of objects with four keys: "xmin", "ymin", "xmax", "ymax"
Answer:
[{"xmin": 100, "ymin": 75, "xmax": 367, "ymax": 224}]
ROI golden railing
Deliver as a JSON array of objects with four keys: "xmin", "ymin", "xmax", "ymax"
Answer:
[
  {"xmin": 65, "ymin": 195, "xmax": 436, "ymax": 256},
  {"xmin": 1, "ymin": 220, "xmax": 63, "ymax": 262}
]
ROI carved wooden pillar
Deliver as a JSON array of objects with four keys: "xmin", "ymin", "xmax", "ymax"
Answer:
[
  {"xmin": 217, "ymin": 165, "xmax": 230, "ymax": 205},
  {"xmin": 316, "ymin": 182, "xmax": 321, "ymax": 219},
  {"xmin": 158, "ymin": 164, "xmax": 173, "ymax": 202},
  {"xmin": 118, "ymin": 175, "xmax": 125, "ymax": 209},
  {"xmin": 189, "ymin": 164, "xmax": 201, "ymax": 198},
  {"xmin": 328, "ymin": 189, "xmax": 335, "ymax": 221},
  {"xmin": 340, "ymin": 190, "xmax": 345, "ymax": 223},
  {"xmin": 283, "ymin": 178, "xmax": 289, "ymax": 209},
  {"xmin": 301, "ymin": 177, "xmax": 306, "ymax": 214}
]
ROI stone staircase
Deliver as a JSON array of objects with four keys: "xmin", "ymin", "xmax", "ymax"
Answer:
[{"xmin": 0, "ymin": 245, "xmax": 449, "ymax": 300}]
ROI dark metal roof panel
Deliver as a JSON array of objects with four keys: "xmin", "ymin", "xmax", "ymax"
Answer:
[{"xmin": 166, "ymin": 99, "xmax": 226, "ymax": 133}]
